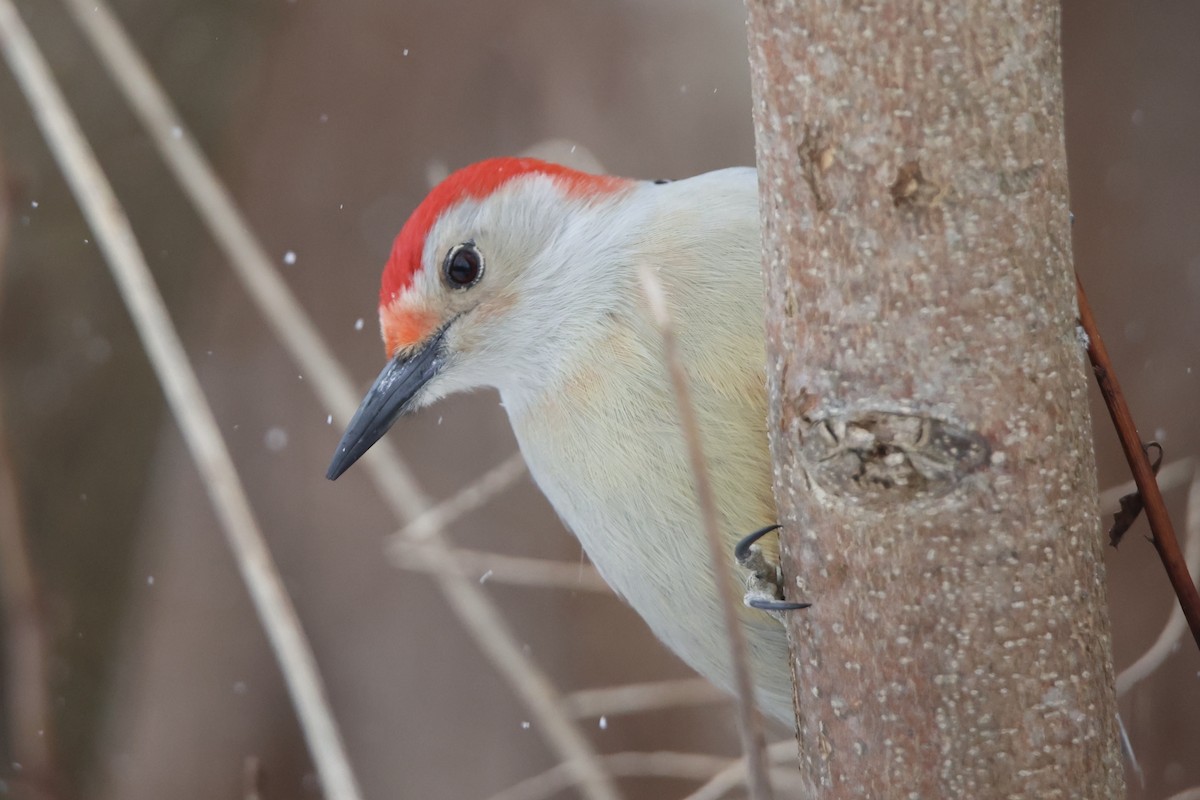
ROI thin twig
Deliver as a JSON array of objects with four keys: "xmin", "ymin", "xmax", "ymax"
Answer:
[
  {"xmin": 1076, "ymin": 273, "xmax": 1200, "ymax": 651},
  {"xmin": 1116, "ymin": 459, "xmax": 1200, "ymax": 696},
  {"xmin": 0, "ymin": 5, "xmax": 363, "ymax": 798},
  {"xmin": 680, "ymin": 741, "xmax": 803, "ymax": 800},
  {"xmin": 389, "ymin": 541, "xmax": 609, "ymax": 592},
  {"xmin": 488, "ymin": 748, "xmax": 808, "ymax": 800},
  {"xmin": 1107, "ymin": 442, "xmax": 1164, "ymax": 547},
  {"xmin": 0, "ymin": 139, "xmax": 63, "ymax": 800},
  {"xmin": 64, "ymin": 0, "xmax": 419, "ymax": 500},
  {"xmin": 487, "ymin": 752, "xmax": 731, "ymax": 800},
  {"xmin": 1100, "ymin": 460, "xmax": 1197, "ymax": 697},
  {"xmin": 639, "ymin": 266, "xmax": 774, "ymax": 800},
  {"xmin": 1098, "ymin": 458, "xmax": 1193, "ymax": 511},
  {"xmin": 395, "ymin": 451, "xmax": 527, "ymax": 541},
  {"xmin": 0, "ymin": 432, "xmax": 62, "ymax": 800},
  {"xmin": 60, "ymin": 2, "xmax": 619, "ymax": 796},
  {"xmin": 1114, "ymin": 712, "xmax": 1144, "ymax": 790},
  {"xmin": 0, "ymin": 468, "xmax": 62, "ymax": 799},
  {"xmin": 243, "ymin": 756, "xmax": 264, "ymax": 800},
  {"xmin": 565, "ymin": 678, "xmax": 726, "ymax": 719}
]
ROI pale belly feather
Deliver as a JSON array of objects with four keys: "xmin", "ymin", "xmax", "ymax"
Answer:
[{"xmin": 505, "ymin": 348, "xmax": 794, "ymax": 721}]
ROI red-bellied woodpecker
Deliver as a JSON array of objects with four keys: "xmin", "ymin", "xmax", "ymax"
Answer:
[{"xmin": 327, "ymin": 157, "xmax": 802, "ymax": 722}]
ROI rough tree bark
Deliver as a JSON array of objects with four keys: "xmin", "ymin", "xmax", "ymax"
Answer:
[{"xmin": 745, "ymin": 2, "xmax": 1125, "ymax": 798}]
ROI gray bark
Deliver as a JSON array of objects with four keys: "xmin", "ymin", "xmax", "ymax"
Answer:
[{"xmin": 745, "ymin": 1, "xmax": 1126, "ymax": 797}]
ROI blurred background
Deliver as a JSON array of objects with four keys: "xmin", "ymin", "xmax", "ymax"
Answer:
[{"xmin": 0, "ymin": 1, "xmax": 1196, "ymax": 798}]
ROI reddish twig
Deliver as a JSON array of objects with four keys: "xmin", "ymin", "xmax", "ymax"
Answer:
[
  {"xmin": 1108, "ymin": 442, "xmax": 1163, "ymax": 547},
  {"xmin": 1076, "ymin": 273, "xmax": 1200, "ymax": 652},
  {"xmin": 0, "ymin": 417, "xmax": 63, "ymax": 800},
  {"xmin": 0, "ymin": 126, "xmax": 63, "ymax": 800}
]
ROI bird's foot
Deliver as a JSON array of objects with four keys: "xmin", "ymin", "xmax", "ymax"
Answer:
[{"xmin": 734, "ymin": 524, "xmax": 810, "ymax": 617}]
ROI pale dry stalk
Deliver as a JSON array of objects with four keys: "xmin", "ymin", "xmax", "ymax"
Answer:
[
  {"xmin": 640, "ymin": 266, "xmax": 775, "ymax": 800},
  {"xmin": 58, "ymin": 1, "xmax": 620, "ymax": 796},
  {"xmin": 0, "ymin": 4, "xmax": 363, "ymax": 797}
]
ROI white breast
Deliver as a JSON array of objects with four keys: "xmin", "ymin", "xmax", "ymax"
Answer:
[{"xmin": 500, "ymin": 168, "xmax": 794, "ymax": 718}]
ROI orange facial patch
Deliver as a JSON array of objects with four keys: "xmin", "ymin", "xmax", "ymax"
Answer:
[{"xmin": 380, "ymin": 304, "xmax": 439, "ymax": 357}]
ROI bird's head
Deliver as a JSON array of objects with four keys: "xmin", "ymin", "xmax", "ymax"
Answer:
[{"xmin": 326, "ymin": 157, "xmax": 635, "ymax": 479}]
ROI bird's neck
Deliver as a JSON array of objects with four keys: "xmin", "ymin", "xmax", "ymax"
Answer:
[
  {"xmin": 491, "ymin": 192, "xmax": 654, "ymax": 410},
  {"xmin": 497, "ymin": 169, "xmax": 763, "ymax": 414}
]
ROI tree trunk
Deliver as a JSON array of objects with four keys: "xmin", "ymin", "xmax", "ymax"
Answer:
[{"xmin": 745, "ymin": 2, "xmax": 1125, "ymax": 797}]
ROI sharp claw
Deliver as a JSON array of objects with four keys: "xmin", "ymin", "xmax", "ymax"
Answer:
[
  {"xmin": 734, "ymin": 523, "xmax": 811, "ymax": 613},
  {"xmin": 746, "ymin": 597, "xmax": 812, "ymax": 612},
  {"xmin": 734, "ymin": 523, "xmax": 782, "ymax": 564}
]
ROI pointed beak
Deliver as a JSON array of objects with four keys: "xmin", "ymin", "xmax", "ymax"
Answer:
[{"xmin": 326, "ymin": 327, "xmax": 448, "ymax": 480}]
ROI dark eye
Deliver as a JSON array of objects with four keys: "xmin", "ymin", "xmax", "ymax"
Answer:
[{"xmin": 442, "ymin": 242, "xmax": 484, "ymax": 289}]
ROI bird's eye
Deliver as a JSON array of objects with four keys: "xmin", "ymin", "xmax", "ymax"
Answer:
[{"xmin": 442, "ymin": 242, "xmax": 484, "ymax": 289}]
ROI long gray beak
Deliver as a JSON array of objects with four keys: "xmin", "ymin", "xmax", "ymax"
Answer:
[{"xmin": 326, "ymin": 328, "xmax": 447, "ymax": 480}]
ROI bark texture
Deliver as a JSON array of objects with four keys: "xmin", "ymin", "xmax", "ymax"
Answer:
[{"xmin": 745, "ymin": 2, "xmax": 1125, "ymax": 797}]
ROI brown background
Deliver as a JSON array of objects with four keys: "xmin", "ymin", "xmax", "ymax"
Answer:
[{"xmin": 0, "ymin": 1, "xmax": 1196, "ymax": 798}]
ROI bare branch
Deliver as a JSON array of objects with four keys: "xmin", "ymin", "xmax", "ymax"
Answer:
[
  {"xmin": 489, "ymin": 746, "xmax": 807, "ymax": 800},
  {"xmin": 0, "ymin": 5, "xmax": 362, "ymax": 797},
  {"xmin": 1114, "ymin": 713, "xmax": 1144, "ymax": 791},
  {"xmin": 565, "ymin": 678, "xmax": 725, "ymax": 719},
  {"xmin": 1098, "ymin": 458, "xmax": 1194, "ymax": 511},
  {"xmin": 680, "ymin": 741, "xmax": 804, "ymax": 800},
  {"xmin": 394, "ymin": 451, "xmax": 527, "ymax": 542},
  {"xmin": 242, "ymin": 756, "xmax": 264, "ymax": 800},
  {"xmin": 389, "ymin": 541, "xmax": 609, "ymax": 593},
  {"xmin": 1116, "ymin": 460, "xmax": 1200, "ymax": 696},
  {"xmin": 0, "ymin": 397, "xmax": 62, "ymax": 800},
  {"xmin": 0, "ymin": 137, "xmax": 64, "ymax": 800},
  {"xmin": 1078, "ymin": 274, "xmax": 1200, "ymax": 650},
  {"xmin": 57, "ymin": 1, "xmax": 619, "ymax": 796},
  {"xmin": 487, "ymin": 752, "xmax": 730, "ymax": 800},
  {"xmin": 639, "ymin": 265, "xmax": 774, "ymax": 800}
]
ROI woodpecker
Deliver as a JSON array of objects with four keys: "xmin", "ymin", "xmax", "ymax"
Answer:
[{"xmin": 327, "ymin": 157, "xmax": 799, "ymax": 722}]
